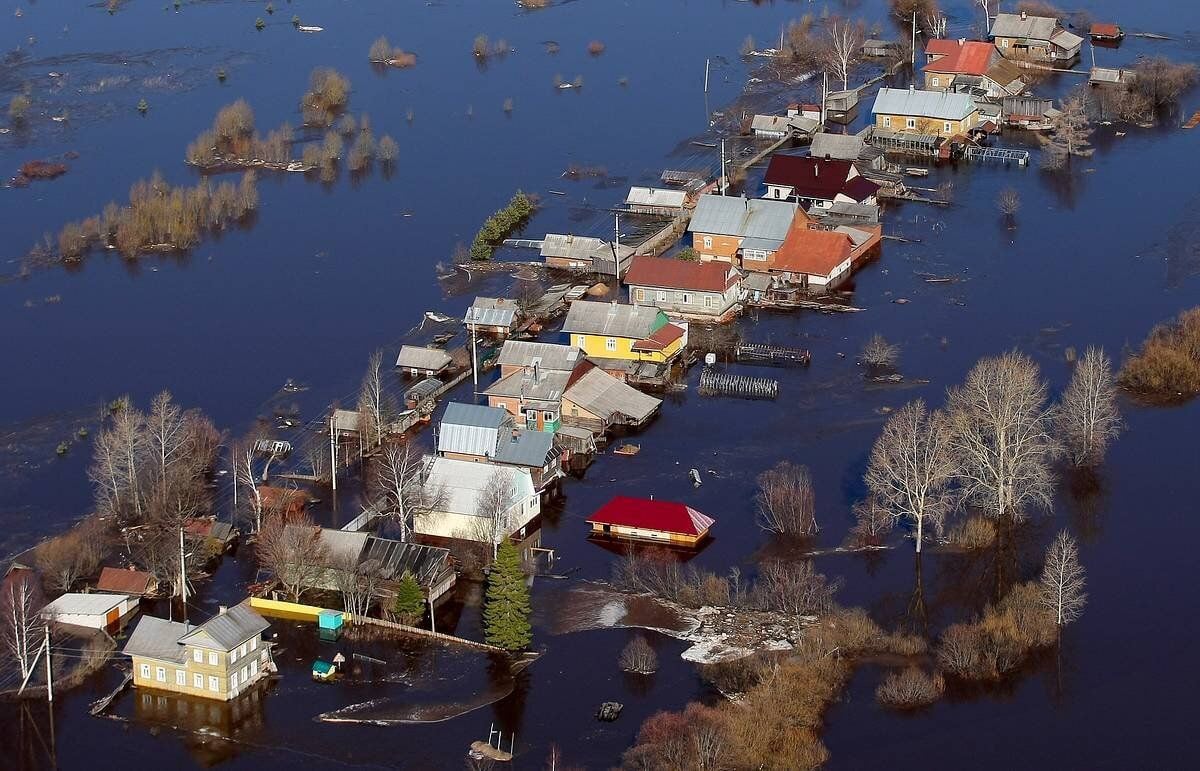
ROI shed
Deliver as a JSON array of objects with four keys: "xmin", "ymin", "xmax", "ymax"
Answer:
[
  {"xmin": 1090, "ymin": 23, "xmax": 1123, "ymax": 41},
  {"xmin": 395, "ymin": 345, "xmax": 453, "ymax": 377},
  {"xmin": 464, "ymin": 297, "xmax": 518, "ymax": 336},
  {"xmin": 318, "ymin": 610, "xmax": 344, "ymax": 631},
  {"xmin": 562, "ymin": 366, "xmax": 662, "ymax": 431},
  {"xmin": 96, "ymin": 566, "xmax": 158, "ymax": 597},
  {"xmin": 405, "ymin": 377, "xmax": 443, "ymax": 408},
  {"xmin": 41, "ymin": 592, "xmax": 136, "ymax": 629},
  {"xmin": 586, "ymin": 496, "xmax": 715, "ymax": 546},
  {"xmin": 862, "ymin": 39, "xmax": 898, "ymax": 57},
  {"xmin": 624, "ymin": 187, "xmax": 687, "ymax": 216}
]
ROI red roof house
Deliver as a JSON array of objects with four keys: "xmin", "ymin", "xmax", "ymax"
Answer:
[
  {"xmin": 96, "ymin": 566, "xmax": 158, "ymax": 597},
  {"xmin": 587, "ymin": 496, "xmax": 715, "ymax": 546},
  {"xmin": 1089, "ymin": 23, "xmax": 1123, "ymax": 41},
  {"xmin": 624, "ymin": 255, "xmax": 743, "ymax": 319},
  {"xmin": 763, "ymin": 155, "xmax": 879, "ymax": 209},
  {"xmin": 772, "ymin": 227, "xmax": 855, "ymax": 287}
]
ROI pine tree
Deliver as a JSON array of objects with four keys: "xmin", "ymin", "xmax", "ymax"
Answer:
[
  {"xmin": 483, "ymin": 541, "xmax": 532, "ymax": 651},
  {"xmin": 392, "ymin": 572, "xmax": 425, "ymax": 626}
]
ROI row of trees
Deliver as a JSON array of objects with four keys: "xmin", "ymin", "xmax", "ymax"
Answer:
[
  {"xmin": 56, "ymin": 171, "xmax": 258, "ymax": 260},
  {"xmin": 861, "ymin": 349, "xmax": 1120, "ymax": 552},
  {"xmin": 469, "ymin": 190, "xmax": 536, "ymax": 260}
]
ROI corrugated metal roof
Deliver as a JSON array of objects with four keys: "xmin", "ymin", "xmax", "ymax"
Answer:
[
  {"xmin": 872, "ymin": 87, "xmax": 976, "ymax": 120},
  {"xmin": 688, "ymin": 195, "xmax": 798, "ymax": 241},
  {"xmin": 587, "ymin": 496, "xmax": 715, "ymax": 536},
  {"xmin": 316, "ymin": 529, "xmax": 369, "ymax": 565},
  {"xmin": 122, "ymin": 615, "xmax": 189, "ymax": 663},
  {"xmin": 464, "ymin": 297, "xmax": 517, "ymax": 328},
  {"xmin": 564, "ymin": 367, "xmax": 661, "ymax": 423},
  {"xmin": 991, "ymin": 13, "xmax": 1059, "ymax": 41},
  {"xmin": 625, "ymin": 186, "xmax": 686, "ymax": 208},
  {"xmin": 496, "ymin": 340, "xmax": 582, "ymax": 372},
  {"xmin": 439, "ymin": 402, "xmax": 510, "ymax": 457},
  {"xmin": 96, "ymin": 566, "xmax": 155, "ymax": 595},
  {"xmin": 180, "ymin": 604, "xmax": 269, "ymax": 650},
  {"xmin": 42, "ymin": 592, "xmax": 129, "ymax": 617},
  {"xmin": 562, "ymin": 301, "xmax": 664, "ymax": 339},
  {"xmin": 624, "ymin": 255, "xmax": 739, "ymax": 293},
  {"xmin": 809, "ymin": 133, "xmax": 867, "ymax": 161},
  {"xmin": 358, "ymin": 536, "xmax": 451, "ymax": 584},
  {"xmin": 540, "ymin": 233, "xmax": 607, "ymax": 260},
  {"xmin": 422, "ymin": 456, "xmax": 534, "ymax": 518},
  {"xmin": 395, "ymin": 345, "xmax": 452, "ymax": 371},
  {"xmin": 494, "ymin": 429, "xmax": 555, "ymax": 467}
]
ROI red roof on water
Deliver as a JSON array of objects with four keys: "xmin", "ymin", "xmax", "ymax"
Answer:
[
  {"xmin": 632, "ymin": 322, "xmax": 686, "ymax": 352},
  {"xmin": 625, "ymin": 255, "xmax": 739, "ymax": 293},
  {"xmin": 1090, "ymin": 23, "xmax": 1121, "ymax": 38},
  {"xmin": 772, "ymin": 225, "xmax": 853, "ymax": 278},
  {"xmin": 922, "ymin": 40, "xmax": 994, "ymax": 76},
  {"xmin": 96, "ymin": 566, "xmax": 155, "ymax": 594},
  {"xmin": 588, "ymin": 496, "xmax": 715, "ymax": 536}
]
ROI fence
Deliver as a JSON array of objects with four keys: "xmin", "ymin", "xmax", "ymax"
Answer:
[{"xmin": 698, "ymin": 368, "xmax": 779, "ymax": 400}]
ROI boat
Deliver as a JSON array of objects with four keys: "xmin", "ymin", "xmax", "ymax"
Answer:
[
  {"xmin": 297, "ymin": 25, "xmax": 324, "ymax": 33},
  {"xmin": 424, "ymin": 311, "xmax": 452, "ymax": 323},
  {"xmin": 903, "ymin": 167, "xmax": 929, "ymax": 177},
  {"xmin": 613, "ymin": 444, "xmax": 641, "ymax": 456}
]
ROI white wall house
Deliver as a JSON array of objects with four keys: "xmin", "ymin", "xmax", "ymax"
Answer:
[
  {"xmin": 415, "ymin": 457, "xmax": 540, "ymax": 546},
  {"xmin": 41, "ymin": 593, "xmax": 136, "ymax": 629}
]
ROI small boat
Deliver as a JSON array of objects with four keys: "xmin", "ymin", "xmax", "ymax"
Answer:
[
  {"xmin": 424, "ymin": 311, "xmax": 452, "ymax": 323},
  {"xmin": 613, "ymin": 443, "xmax": 641, "ymax": 456},
  {"xmin": 297, "ymin": 25, "xmax": 324, "ymax": 33},
  {"xmin": 903, "ymin": 167, "xmax": 929, "ymax": 177}
]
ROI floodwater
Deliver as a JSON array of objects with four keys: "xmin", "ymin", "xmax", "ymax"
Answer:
[{"xmin": 3, "ymin": 0, "xmax": 1200, "ymax": 768}]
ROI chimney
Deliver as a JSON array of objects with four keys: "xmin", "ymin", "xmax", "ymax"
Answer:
[
  {"xmin": 533, "ymin": 361, "xmax": 541, "ymax": 382},
  {"xmin": 958, "ymin": 38, "xmax": 966, "ymax": 46},
  {"xmin": 218, "ymin": 605, "xmax": 228, "ymax": 615},
  {"xmin": 1020, "ymin": 10, "xmax": 1027, "ymax": 20}
]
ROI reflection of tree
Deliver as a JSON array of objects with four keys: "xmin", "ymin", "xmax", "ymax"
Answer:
[
  {"xmin": 1065, "ymin": 468, "xmax": 1109, "ymax": 544},
  {"xmin": 908, "ymin": 551, "xmax": 928, "ymax": 638}
]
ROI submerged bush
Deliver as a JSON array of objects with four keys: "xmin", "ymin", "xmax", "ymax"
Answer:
[
  {"xmin": 619, "ymin": 635, "xmax": 658, "ymax": 674},
  {"xmin": 947, "ymin": 515, "xmax": 996, "ymax": 550},
  {"xmin": 875, "ymin": 667, "xmax": 944, "ymax": 709},
  {"xmin": 1118, "ymin": 308, "xmax": 1200, "ymax": 399}
]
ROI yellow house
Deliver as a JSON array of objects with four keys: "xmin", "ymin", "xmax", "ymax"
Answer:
[
  {"xmin": 561, "ymin": 300, "xmax": 686, "ymax": 364},
  {"xmin": 122, "ymin": 604, "xmax": 272, "ymax": 702},
  {"xmin": 871, "ymin": 87, "xmax": 979, "ymax": 137}
]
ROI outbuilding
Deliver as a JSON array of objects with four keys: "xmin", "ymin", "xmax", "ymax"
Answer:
[
  {"xmin": 586, "ymin": 496, "xmax": 715, "ymax": 546},
  {"xmin": 395, "ymin": 345, "xmax": 453, "ymax": 377},
  {"xmin": 41, "ymin": 592, "xmax": 136, "ymax": 629}
]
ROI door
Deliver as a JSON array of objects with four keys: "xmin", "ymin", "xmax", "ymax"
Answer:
[{"xmin": 106, "ymin": 606, "xmax": 120, "ymax": 626}]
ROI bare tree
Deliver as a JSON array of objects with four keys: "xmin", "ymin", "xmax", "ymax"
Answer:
[
  {"xmin": 1057, "ymin": 346, "xmax": 1122, "ymax": 467},
  {"xmin": 1038, "ymin": 530, "xmax": 1087, "ymax": 627},
  {"xmin": 825, "ymin": 17, "xmax": 865, "ymax": 91},
  {"xmin": 1042, "ymin": 90, "xmax": 1093, "ymax": 170},
  {"xmin": 754, "ymin": 560, "xmax": 840, "ymax": 634},
  {"xmin": 946, "ymin": 352, "xmax": 1062, "ymax": 522},
  {"xmin": 619, "ymin": 634, "xmax": 659, "ymax": 674},
  {"xmin": 865, "ymin": 400, "xmax": 956, "ymax": 552},
  {"xmin": 356, "ymin": 349, "xmax": 393, "ymax": 450},
  {"xmin": 235, "ymin": 441, "xmax": 264, "ymax": 532},
  {"xmin": 861, "ymin": 334, "xmax": 900, "ymax": 370},
  {"xmin": 1127, "ymin": 57, "xmax": 1198, "ymax": 111},
  {"xmin": 847, "ymin": 496, "xmax": 895, "ymax": 547},
  {"xmin": 331, "ymin": 552, "xmax": 379, "ymax": 618},
  {"xmin": 1, "ymin": 572, "xmax": 44, "ymax": 681},
  {"xmin": 371, "ymin": 442, "xmax": 441, "ymax": 541},
  {"xmin": 997, "ymin": 187, "xmax": 1021, "ymax": 224},
  {"xmin": 146, "ymin": 391, "xmax": 188, "ymax": 509},
  {"xmin": 256, "ymin": 514, "xmax": 329, "ymax": 602},
  {"xmin": 34, "ymin": 522, "xmax": 106, "ymax": 594},
  {"xmin": 471, "ymin": 468, "xmax": 516, "ymax": 559},
  {"xmin": 754, "ymin": 461, "xmax": 818, "ymax": 535},
  {"xmin": 976, "ymin": 0, "xmax": 999, "ymax": 34}
]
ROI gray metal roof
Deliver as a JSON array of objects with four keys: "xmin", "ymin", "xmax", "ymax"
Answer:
[
  {"xmin": 422, "ymin": 456, "xmax": 535, "ymax": 519},
  {"xmin": 541, "ymin": 233, "xmax": 605, "ymax": 260},
  {"xmin": 316, "ymin": 529, "xmax": 370, "ymax": 565},
  {"xmin": 625, "ymin": 186, "xmax": 686, "ymax": 208},
  {"xmin": 872, "ymin": 87, "xmax": 976, "ymax": 121},
  {"xmin": 122, "ymin": 615, "xmax": 189, "ymax": 663},
  {"xmin": 564, "ymin": 367, "xmax": 661, "ymax": 423},
  {"xmin": 494, "ymin": 429, "xmax": 555, "ymax": 467},
  {"xmin": 991, "ymin": 12, "xmax": 1059, "ymax": 40},
  {"xmin": 810, "ymin": 201, "xmax": 881, "ymax": 224},
  {"xmin": 395, "ymin": 345, "xmax": 452, "ymax": 371},
  {"xmin": 333, "ymin": 408, "xmax": 361, "ymax": 433},
  {"xmin": 483, "ymin": 368, "xmax": 571, "ymax": 405},
  {"xmin": 42, "ymin": 592, "xmax": 129, "ymax": 617},
  {"xmin": 496, "ymin": 340, "xmax": 583, "ymax": 372},
  {"xmin": 464, "ymin": 297, "xmax": 517, "ymax": 328},
  {"xmin": 439, "ymin": 402, "xmax": 511, "ymax": 457},
  {"xmin": 809, "ymin": 133, "xmax": 867, "ymax": 161},
  {"xmin": 358, "ymin": 536, "xmax": 451, "ymax": 584},
  {"xmin": 740, "ymin": 236, "xmax": 784, "ymax": 252},
  {"xmin": 180, "ymin": 604, "xmax": 269, "ymax": 650},
  {"xmin": 562, "ymin": 301, "xmax": 664, "ymax": 339},
  {"xmin": 688, "ymin": 195, "xmax": 797, "ymax": 241},
  {"xmin": 741, "ymin": 271, "xmax": 773, "ymax": 292}
]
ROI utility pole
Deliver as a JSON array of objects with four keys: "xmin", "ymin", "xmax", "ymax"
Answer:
[
  {"xmin": 471, "ymin": 324, "xmax": 479, "ymax": 394},
  {"xmin": 613, "ymin": 212, "xmax": 621, "ymax": 288},
  {"xmin": 821, "ymin": 72, "xmax": 828, "ymax": 125},
  {"xmin": 703, "ymin": 58, "xmax": 710, "ymax": 93},
  {"xmin": 911, "ymin": 11, "xmax": 917, "ymax": 74},
  {"xmin": 719, "ymin": 138, "xmax": 727, "ymax": 194},
  {"xmin": 44, "ymin": 625, "xmax": 52, "ymax": 704},
  {"xmin": 179, "ymin": 526, "xmax": 188, "ymax": 627},
  {"xmin": 428, "ymin": 597, "xmax": 436, "ymax": 635},
  {"xmin": 329, "ymin": 412, "xmax": 337, "ymax": 491},
  {"xmin": 1090, "ymin": 41, "xmax": 1096, "ymax": 69}
]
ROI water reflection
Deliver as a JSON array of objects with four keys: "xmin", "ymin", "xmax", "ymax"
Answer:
[{"xmin": 130, "ymin": 680, "xmax": 271, "ymax": 766}]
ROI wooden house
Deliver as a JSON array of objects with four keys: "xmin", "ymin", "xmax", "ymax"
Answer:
[
  {"xmin": 561, "ymin": 301, "xmax": 686, "ymax": 364},
  {"xmin": 437, "ymin": 402, "xmax": 564, "ymax": 493},
  {"xmin": 922, "ymin": 40, "xmax": 1025, "ymax": 97},
  {"xmin": 540, "ymin": 233, "xmax": 634, "ymax": 274},
  {"xmin": 96, "ymin": 566, "xmax": 158, "ymax": 597},
  {"xmin": 862, "ymin": 39, "xmax": 899, "ymax": 58},
  {"xmin": 482, "ymin": 364, "xmax": 573, "ymax": 432},
  {"xmin": 991, "ymin": 12, "xmax": 1082, "ymax": 63},
  {"xmin": 395, "ymin": 345, "xmax": 453, "ymax": 378},
  {"xmin": 464, "ymin": 297, "xmax": 518, "ymax": 337},
  {"xmin": 687, "ymin": 193, "xmax": 800, "ymax": 264},
  {"xmin": 871, "ymin": 87, "xmax": 979, "ymax": 137},
  {"xmin": 762, "ymin": 155, "xmax": 880, "ymax": 210},
  {"xmin": 495, "ymin": 340, "xmax": 584, "ymax": 379},
  {"xmin": 561, "ymin": 365, "xmax": 662, "ymax": 434},
  {"xmin": 809, "ymin": 133, "xmax": 886, "ymax": 172},
  {"xmin": 624, "ymin": 187, "xmax": 687, "ymax": 216},
  {"xmin": 586, "ymin": 496, "xmax": 715, "ymax": 547},
  {"xmin": 310, "ymin": 528, "xmax": 457, "ymax": 604},
  {"xmin": 256, "ymin": 485, "xmax": 308, "ymax": 518},
  {"xmin": 415, "ymin": 457, "xmax": 541, "ymax": 549},
  {"xmin": 1089, "ymin": 23, "xmax": 1123, "ymax": 43},
  {"xmin": 122, "ymin": 604, "xmax": 272, "ymax": 702},
  {"xmin": 41, "ymin": 592, "xmax": 137, "ymax": 630},
  {"xmin": 624, "ymin": 255, "xmax": 744, "ymax": 320}
]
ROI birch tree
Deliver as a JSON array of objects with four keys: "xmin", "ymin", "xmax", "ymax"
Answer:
[
  {"xmin": 946, "ymin": 352, "xmax": 1062, "ymax": 523},
  {"xmin": 109, "ymin": 399, "xmax": 148, "ymax": 521},
  {"xmin": 356, "ymin": 350, "xmax": 393, "ymax": 450},
  {"xmin": 825, "ymin": 18, "xmax": 865, "ymax": 91},
  {"xmin": 235, "ymin": 442, "xmax": 264, "ymax": 532},
  {"xmin": 146, "ymin": 391, "xmax": 188, "ymax": 510},
  {"xmin": 1, "ymin": 573, "xmax": 44, "ymax": 681},
  {"xmin": 1038, "ymin": 530, "xmax": 1087, "ymax": 627},
  {"xmin": 1057, "ymin": 346, "xmax": 1122, "ymax": 467},
  {"xmin": 371, "ymin": 442, "xmax": 435, "ymax": 541},
  {"xmin": 472, "ymin": 468, "xmax": 516, "ymax": 559},
  {"xmin": 865, "ymin": 400, "xmax": 956, "ymax": 552},
  {"xmin": 331, "ymin": 553, "xmax": 379, "ymax": 618}
]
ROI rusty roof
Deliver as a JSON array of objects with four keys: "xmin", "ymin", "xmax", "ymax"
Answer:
[
  {"xmin": 625, "ymin": 255, "xmax": 739, "ymax": 293},
  {"xmin": 923, "ymin": 41, "xmax": 995, "ymax": 76},
  {"xmin": 772, "ymin": 226, "xmax": 853, "ymax": 278}
]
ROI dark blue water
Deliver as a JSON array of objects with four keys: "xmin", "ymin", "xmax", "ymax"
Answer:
[{"xmin": 3, "ymin": 0, "xmax": 1200, "ymax": 768}]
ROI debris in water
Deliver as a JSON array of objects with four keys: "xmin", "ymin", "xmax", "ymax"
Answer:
[
  {"xmin": 689, "ymin": 468, "xmax": 702, "ymax": 487},
  {"xmin": 597, "ymin": 702, "xmax": 623, "ymax": 722}
]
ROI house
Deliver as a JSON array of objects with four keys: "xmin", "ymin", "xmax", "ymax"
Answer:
[
  {"xmin": 687, "ymin": 194, "xmax": 800, "ymax": 264},
  {"xmin": 624, "ymin": 187, "xmax": 687, "ymax": 216},
  {"xmin": 769, "ymin": 225, "xmax": 857, "ymax": 289},
  {"xmin": 624, "ymin": 255, "xmax": 743, "ymax": 320},
  {"xmin": 495, "ymin": 340, "xmax": 584, "ymax": 378},
  {"xmin": 540, "ymin": 233, "xmax": 635, "ymax": 275},
  {"xmin": 862, "ymin": 39, "xmax": 899, "ymax": 58},
  {"xmin": 825, "ymin": 89, "xmax": 860, "ymax": 122},
  {"xmin": 750, "ymin": 112, "xmax": 821, "ymax": 139},
  {"xmin": 561, "ymin": 300, "xmax": 687, "ymax": 364},
  {"xmin": 762, "ymin": 155, "xmax": 880, "ymax": 210},
  {"xmin": 1090, "ymin": 23, "xmax": 1123, "ymax": 43},
  {"xmin": 395, "ymin": 345, "xmax": 453, "ymax": 378},
  {"xmin": 872, "ymin": 87, "xmax": 979, "ymax": 137},
  {"xmin": 464, "ymin": 297, "xmax": 518, "ymax": 337},
  {"xmin": 437, "ymin": 402, "xmax": 564, "ymax": 492},
  {"xmin": 122, "ymin": 603, "xmax": 272, "ymax": 702},
  {"xmin": 991, "ymin": 11, "xmax": 1083, "ymax": 63},
  {"xmin": 561, "ymin": 365, "xmax": 662, "ymax": 434},
  {"xmin": 586, "ymin": 496, "xmax": 715, "ymax": 546},
  {"xmin": 483, "ymin": 364, "xmax": 573, "ymax": 432},
  {"xmin": 415, "ymin": 457, "xmax": 541, "ymax": 548},
  {"xmin": 41, "ymin": 592, "xmax": 136, "ymax": 630},
  {"xmin": 808, "ymin": 132, "xmax": 886, "ymax": 172},
  {"xmin": 311, "ymin": 529, "xmax": 456, "ymax": 603},
  {"xmin": 96, "ymin": 566, "xmax": 158, "ymax": 597},
  {"xmin": 807, "ymin": 201, "xmax": 881, "ymax": 227},
  {"xmin": 1089, "ymin": 67, "xmax": 1133, "ymax": 88},
  {"xmin": 922, "ymin": 40, "xmax": 1025, "ymax": 97},
  {"xmin": 184, "ymin": 517, "xmax": 237, "ymax": 552},
  {"xmin": 1001, "ymin": 95, "xmax": 1057, "ymax": 130}
]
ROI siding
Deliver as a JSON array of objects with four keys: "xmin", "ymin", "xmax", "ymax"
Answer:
[
  {"xmin": 571, "ymin": 333, "xmax": 682, "ymax": 363},
  {"xmin": 588, "ymin": 522, "xmax": 704, "ymax": 546},
  {"xmin": 875, "ymin": 112, "xmax": 978, "ymax": 137},
  {"xmin": 629, "ymin": 285, "xmax": 737, "ymax": 317},
  {"xmin": 130, "ymin": 636, "xmax": 267, "ymax": 702}
]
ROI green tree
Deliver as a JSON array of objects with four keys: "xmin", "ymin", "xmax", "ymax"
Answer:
[
  {"xmin": 483, "ymin": 541, "xmax": 532, "ymax": 650},
  {"xmin": 392, "ymin": 572, "xmax": 426, "ymax": 625}
]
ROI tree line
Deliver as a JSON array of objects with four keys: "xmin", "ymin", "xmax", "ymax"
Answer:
[{"xmin": 468, "ymin": 191, "xmax": 536, "ymax": 260}]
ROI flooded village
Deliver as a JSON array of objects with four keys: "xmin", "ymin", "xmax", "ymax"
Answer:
[{"xmin": 3, "ymin": 0, "xmax": 1200, "ymax": 768}]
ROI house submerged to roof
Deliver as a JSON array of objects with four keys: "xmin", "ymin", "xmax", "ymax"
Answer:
[
  {"xmin": 540, "ymin": 233, "xmax": 634, "ymax": 274},
  {"xmin": 464, "ymin": 297, "xmax": 518, "ymax": 336},
  {"xmin": 587, "ymin": 496, "xmax": 715, "ymax": 547}
]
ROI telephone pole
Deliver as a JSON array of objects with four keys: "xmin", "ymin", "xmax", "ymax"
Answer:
[{"xmin": 44, "ymin": 625, "xmax": 52, "ymax": 703}]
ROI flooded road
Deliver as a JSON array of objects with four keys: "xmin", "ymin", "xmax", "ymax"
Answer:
[{"xmin": 3, "ymin": 0, "xmax": 1200, "ymax": 768}]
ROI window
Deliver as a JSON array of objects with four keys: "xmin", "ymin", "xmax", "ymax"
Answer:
[
  {"xmin": 576, "ymin": 335, "xmax": 586, "ymax": 348},
  {"xmin": 635, "ymin": 288, "xmax": 646, "ymax": 302},
  {"xmin": 155, "ymin": 667, "xmax": 166, "ymax": 682},
  {"xmin": 250, "ymin": 660, "xmax": 258, "ymax": 677},
  {"xmin": 241, "ymin": 666, "xmax": 249, "ymax": 683},
  {"xmin": 1002, "ymin": 38, "xmax": 1009, "ymax": 48},
  {"xmin": 680, "ymin": 293, "xmax": 692, "ymax": 305},
  {"xmin": 176, "ymin": 670, "xmax": 186, "ymax": 686},
  {"xmin": 250, "ymin": 637, "xmax": 258, "ymax": 651},
  {"xmin": 702, "ymin": 236, "xmax": 713, "ymax": 250},
  {"xmin": 656, "ymin": 290, "xmax": 667, "ymax": 302},
  {"xmin": 193, "ymin": 649, "xmax": 203, "ymax": 663},
  {"xmin": 230, "ymin": 647, "xmax": 238, "ymax": 663},
  {"xmin": 705, "ymin": 296, "xmax": 716, "ymax": 308},
  {"xmin": 194, "ymin": 673, "xmax": 204, "ymax": 689},
  {"xmin": 208, "ymin": 651, "xmax": 218, "ymax": 666},
  {"xmin": 208, "ymin": 676, "xmax": 219, "ymax": 693},
  {"xmin": 140, "ymin": 664, "xmax": 150, "ymax": 679},
  {"xmin": 931, "ymin": 76, "xmax": 939, "ymax": 87},
  {"xmin": 230, "ymin": 672, "xmax": 238, "ymax": 690},
  {"xmin": 906, "ymin": 117, "xmax": 916, "ymax": 129},
  {"xmin": 542, "ymin": 411, "xmax": 555, "ymax": 422},
  {"xmin": 241, "ymin": 642, "xmax": 248, "ymax": 657},
  {"xmin": 882, "ymin": 116, "xmax": 891, "ymax": 128},
  {"xmin": 605, "ymin": 337, "xmax": 617, "ymax": 351},
  {"xmin": 773, "ymin": 188, "xmax": 782, "ymax": 199},
  {"xmin": 944, "ymin": 121, "xmax": 952, "ymax": 134}
]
